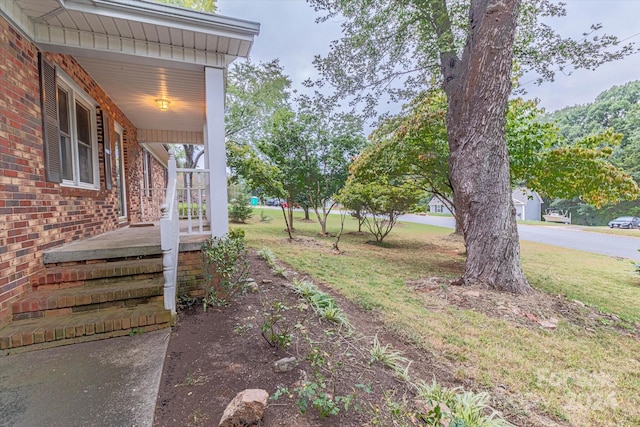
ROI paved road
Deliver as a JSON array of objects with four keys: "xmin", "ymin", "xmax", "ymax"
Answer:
[{"xmin": 400, "ymin": 214, "xmax": 640, "ymax": 261}]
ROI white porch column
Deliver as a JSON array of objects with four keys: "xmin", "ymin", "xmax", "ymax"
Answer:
[{"xmin": 205, "ymin": 66, "xmax": 228, "ymax": 237}]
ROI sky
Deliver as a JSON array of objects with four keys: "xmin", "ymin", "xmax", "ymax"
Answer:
[{"xmin": 217, "ymin": 0, "xmax": 640, "ymax": 117}]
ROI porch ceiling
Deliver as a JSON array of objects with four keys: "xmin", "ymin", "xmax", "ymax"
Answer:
[
  {"xmin": 2, "ymin": 0, "xmax": 260, "ymax": 134},
  {"xmin": 77, "ymin": 56, "xmax": 206, "ymax": 132}
]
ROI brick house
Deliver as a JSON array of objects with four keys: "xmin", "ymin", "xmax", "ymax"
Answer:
[{"xmin": 0, "ymin": 0, "xmax": 259, "ymax": 349}]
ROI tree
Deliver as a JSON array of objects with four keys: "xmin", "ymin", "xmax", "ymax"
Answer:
[
  {"xmin": 228, "ymin": 141, "xmax": 294, "ymax": 238},
  {"xmin": 309, "ymin": 0, "xmax": 633, "ymax": 293},
  {"xmin": 337, "ymin": 180, "xmax": 421, "ymax": 243},
  {"xmin": 295, "ymin": 93, "xmax": 367, "ymax": 234},
  {"xmin": 355, "ymin": 90, "xmax": 638, "ymax": 227},
  {"xmin": 546, "ymin": 81, "xmax": 640, "ymax": 222},
  {"xmin": 226, "ymin": 60, "xmax": 292, "ymax": 146}
]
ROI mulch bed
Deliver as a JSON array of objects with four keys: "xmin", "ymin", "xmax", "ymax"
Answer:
[
  {"xmin": 153, "ymin": 251, "xmax": 454, "ymax": 426},
  {"xmin": 153, "ymin": 248, "xmax": 633, "ymax": 426}
]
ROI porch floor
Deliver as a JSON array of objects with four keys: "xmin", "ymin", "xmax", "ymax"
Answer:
[{"xmin": 43, "ymin": 222, "xmax": 211, "ymax": 264}]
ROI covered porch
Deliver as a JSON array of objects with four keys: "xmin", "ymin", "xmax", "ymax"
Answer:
[
  {"xmin": 0, "ymin": 0, "xmax": 260, "ymax": 353},
  {"xmin": 2, "ymin": 0, "xmax": 259, "ymax": 315}
]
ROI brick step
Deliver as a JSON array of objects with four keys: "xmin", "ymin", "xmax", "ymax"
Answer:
[
  {"xmin": 12, "ymin": 278, "xmax": 164, "ymax": 320},
  {"xmin": 35, "ymin": 257, "xmax": 163, "ymax": 289},
  {"xmin": 0, "ymin": 302, "xmax": 172, "ymax": 355}
]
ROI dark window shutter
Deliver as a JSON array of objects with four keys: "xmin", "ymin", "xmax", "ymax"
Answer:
[
  {"xmin": 101, "ymin": 111, "xmax": 113, "ymax": 190},
  {"xmin": 38, "ymin": 53, "xmax": 62, "ymax": 183}
]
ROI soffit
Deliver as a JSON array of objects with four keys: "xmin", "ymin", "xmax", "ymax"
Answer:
[
  {"xmin": 77, "ymin": 56, "xmax": 205, "ymax": 132},
  {"xmin": 6, "ymin": 0, "xmax": 259, "ymax": 65},
  {"xmin": 2, "ymin": 0, "xmax": 259, "ymax": 134}
]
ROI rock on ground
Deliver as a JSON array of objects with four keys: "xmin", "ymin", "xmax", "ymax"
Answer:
[{"xmin": 218, "ymin": 389, "xmax": 269, "ymax": 427}]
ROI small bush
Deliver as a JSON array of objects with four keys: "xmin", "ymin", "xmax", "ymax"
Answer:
[
  {"xmin": 261, "ymin": 300, "xmax": 291, "ymax": 349},
  {"xmin": 202, "ymin": 230, "xmax": 249, "ymax": 310},
  {"xmin": 229, "ymin": 198, "xmax": 253, "ymax": 223}
]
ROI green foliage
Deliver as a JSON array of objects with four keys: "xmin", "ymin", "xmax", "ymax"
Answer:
[
  {"xmin": 369, "ymin": 335, "xmax": 412, "ymax": 381},
  {"xmin": 201, "ymin": 231, "xmax": 249, "ymax": 310},
  {"xmin": 128, "ymin": 328, "xmax": 144, "ymax": 336},
  {"xmin": 546, "ymin": 81, "xmax": 640, "ymax": 217},
  {"xmin": 354, "ymin": 89, "xmax": 638, "ymax": 213},
  {"xmin": 258, "ymin": 246, "xmax": 287, "ymax": 277},
  {"xmin": 226, "ymin": 61, "xmax": 366, "ymax": 236},
  {"xmin": 228, "ymin": 197, "xmax": 253, "ymax": 223},
  {"xmin": 414, "ymin": 380, "xmax": 509, "ymax": 427},
  {"xmin": 292, "ymin": 278, "xmax": 351, "ymax": 330},
  {"xmin": 369, "ymin": 335, "xmax": 410, "ymax": 369},
  {"xmin": 226, "ymin": 59, "xmax": 292, "ymax": 145},
  {"xmin": 258, "ymin": 247, "xmax": 277, "ymax": 267},
  {"xmin": 151, "ymin": 0, "xmax": 215, "ymax": 12},
  {"xmin": 310, "ymin": 0, "xmax": 634, "ymax": 291},
  {"xmin": 293, "ymin": 93, "xmax": 367, "ymax": 234},
  {"xmin": 527, "ymin": 130, "xmax": 639, "ymax": 208},
  {"xmin": 337, "ymin": 179, "xmax": 421, "ymax": 243},
  {"xmin": 271, "ymin": 346, "xmax": 360, "ymax": 419},
  {"xmin": 260, "ymin": 300, "xmax": 292, "ymax": 349},
  {"xmin": 309, "ymin": 0, "xmax": 632, "ymax": 117},
  {"xmin": 356, "ymin": 90, "xmax": 451, "ymax": 202},
  {"xmin": 177, "ymin": 293, "xmax": 197, "ymax": 310}
]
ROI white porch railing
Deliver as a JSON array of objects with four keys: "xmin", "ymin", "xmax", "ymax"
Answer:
[
  {"xmin": 140, "ymin": 174, "xmax": 210, "ymax": 235},
  {"xmin": 175, "ymin": 168, "xmax": 210, "ymax": 235},
  {"xmin": 159, "ymin": 151, "xmax": 212, "ymax": 314},
  {"xmin": 160, "ymin": 151, "xmax": 180, "ymax": 314}
]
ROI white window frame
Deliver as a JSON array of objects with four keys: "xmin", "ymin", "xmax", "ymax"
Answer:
[
  {"xmin": 142, "ymin": 149, "xmax": 153, "ymax": 197},
  {"xmin": 114, "ymin": 121, "xmax": 128, "ymax": 220},
  {"xmin": 57, "ymin": 69, "xmax": 99, "ymax": 190}
]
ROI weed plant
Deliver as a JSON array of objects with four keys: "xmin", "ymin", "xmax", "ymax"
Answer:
[
  {"xmin": 369, "ymin": 335, "xmax": 410, "ymax": 369},
  {"xmin": 414, "ymin": 380, "xmax": 509, "ymax": 427},
  {"xmin": 292, "ymin": 278, "xmax": 351, "ymax": 330},
  {"xmin": 260, "ymin": 300, "xmax": 292, "ymax": 349}
]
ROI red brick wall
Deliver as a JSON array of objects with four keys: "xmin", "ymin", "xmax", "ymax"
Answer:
[
  {"xmin": 0, "ymin": 18, "xmax": 164, "ymax": 326},
  {"xmin": 177, "ymin": 250, "xmax": 206, "ymax": 298}
]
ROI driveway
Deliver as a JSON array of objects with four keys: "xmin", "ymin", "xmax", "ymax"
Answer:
[{"xmin": 400, "ymin": 214, "xmax": 640, "ymax": 261}]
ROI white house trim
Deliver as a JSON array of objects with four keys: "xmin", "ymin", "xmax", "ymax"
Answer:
[
  {"xmin": 2, "ymin": 0, "xmax": 259, "ymax": 67},
  {"xmin": 204, "ymin": 66, "xmax": 228, "ymax": 238},
  {"xmin": 138, "ymin": 129, "xmax": 204, "ymax": 145}
]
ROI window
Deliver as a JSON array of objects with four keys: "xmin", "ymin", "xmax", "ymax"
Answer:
[
  {"xmin": 143, "ymin": 150, "xmax": 153, "ymax": 197},
  {"xmin": 56, "ymin": 78, "xmax": 98, "ymax": 188},
  {"xmin": 39, "ymin": 54, "xmax": 98, "ymax": 188}
]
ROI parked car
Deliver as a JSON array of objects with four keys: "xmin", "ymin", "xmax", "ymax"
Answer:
[
  {"xmin": 608, "ymin": 216, "xmax": 640, "ymax": 229},
  {"xmin": 266, "ymin": 198, "xmax": 280, "ymax": 206}
]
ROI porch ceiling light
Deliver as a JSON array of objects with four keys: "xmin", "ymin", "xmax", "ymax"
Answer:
[{"xmin": 155, "ymin": 98, "xmax": 171, "ymax": 111}]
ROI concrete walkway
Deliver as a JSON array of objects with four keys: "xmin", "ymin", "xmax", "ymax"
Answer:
[{"xmin": 0, "ymin": 329, "xmax": 169, "ymax": 427}]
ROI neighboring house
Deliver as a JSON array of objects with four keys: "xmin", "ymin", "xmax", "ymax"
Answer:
[
  {"xmin": 511, "ymin": 187, "xmax": 543, "ymax": 221},
  {"xmin": 0, "ymin": 0, "xmax": 259, "ymax": 334},
  {"xmin": 428, "ymin": 188, "xmax": 543, "ymax": 221},
  {"xmin": 428, "ymin": 196, "xmax": 453, "ymax": 214}
]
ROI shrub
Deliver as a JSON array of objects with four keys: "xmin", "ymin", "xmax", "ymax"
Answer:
[
  {"xmin": 229, "ymin": 197, "xmax": 253, "ymax": 223},
  {"xmin": 201, "ymin": 230, "xmax": 249, "ymax": 309}
]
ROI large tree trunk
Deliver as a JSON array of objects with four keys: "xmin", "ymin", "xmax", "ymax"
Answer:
[{"xmin": 442, "ymin": 0, "xmax": 531, "ymax": 293}]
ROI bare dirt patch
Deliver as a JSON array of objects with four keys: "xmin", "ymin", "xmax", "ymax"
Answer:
[
  {"xmin": 154, "ymin": 251, "xmax": 637, "ymax": 426},
  {"xmin": 154, "ymin": 252, "xmax": 455, "ymax": 427},
  {"xmin": 407, "ymin": 277, "xmax": 640, "ymax": 337}
]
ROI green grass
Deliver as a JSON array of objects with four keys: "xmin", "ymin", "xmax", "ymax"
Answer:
[
  {"xmin": 237, "ymin": 211, "xmax": 640, "ymax": 426},
  {"xmin": 578, "ymin": 226, "xmax": 640, "ymax": 238}
]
